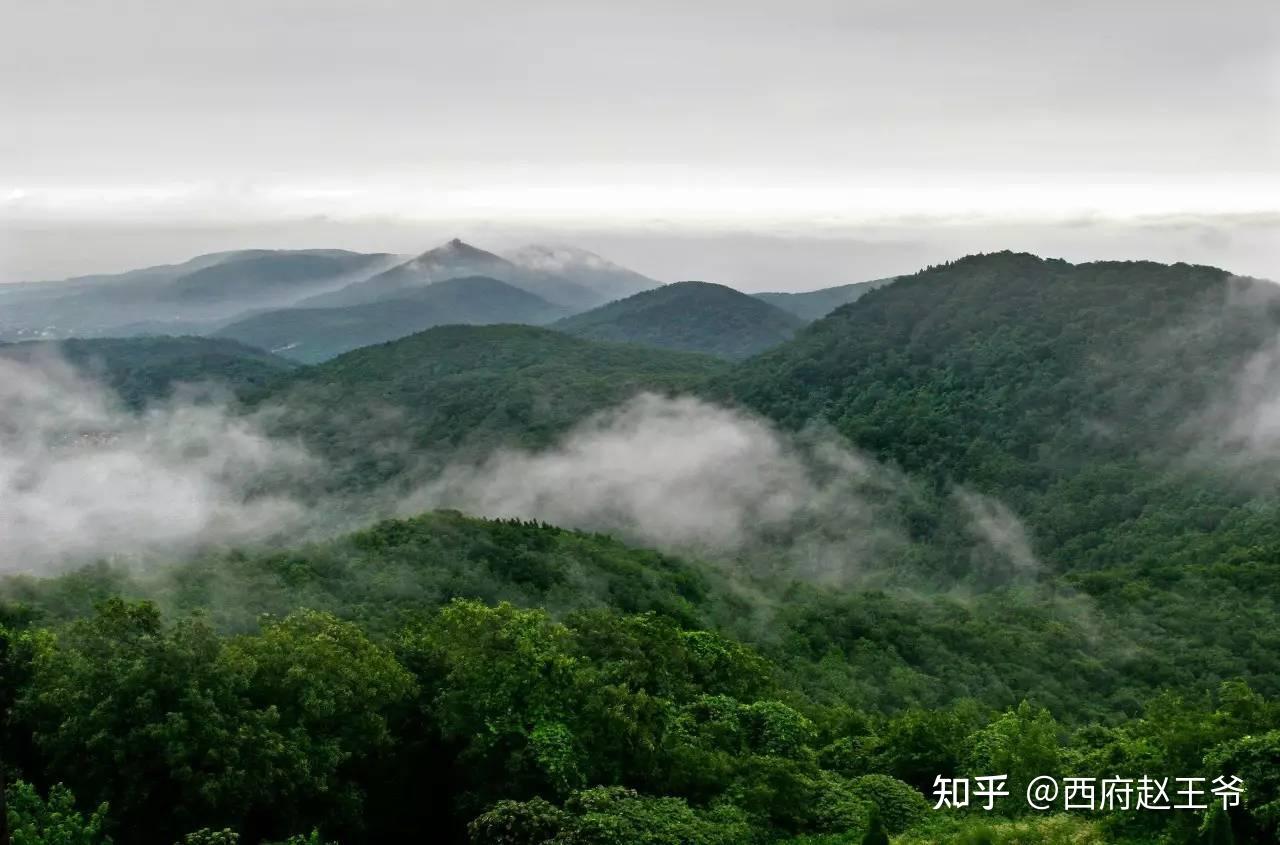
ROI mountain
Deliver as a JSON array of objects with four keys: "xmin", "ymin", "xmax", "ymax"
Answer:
[
  {"xmin": 504, "ymin": 244, "xmax": 660, "ymax": 302},
  {"xmin": 164, "ymin": 250, "xmax": 395, "ymax": 305},
  {"xmin": 752, "ymin": 277, "xmax": 895, "ymax": 320},
  {"xmin": 723, "ymin": 252, "xmax": 1280, "ymax": 578},
  {"xmin": 552, "ymin": 280, "xmax": 806, "ymax": 359},
  {"xmin": 302, "ymin": 239, "xmax": 604, "ymax": 310},
  {"xmin": 0, "ymin": 335, "xmax": 296, "ymax": 407},
  {"xmin": 257, "ymin": 323, "xmax": 729, "ymax": 489},
  {"xmin": 0, "ymin": 249, "xmax": 397, "ymax": 339},
  {"xmin": 215, "ymin": 276, "xmax": 568, "ymax": 363},
  {"xmin": 11, "ymin": 252, "xmax": 1280, "ymax": 845}
]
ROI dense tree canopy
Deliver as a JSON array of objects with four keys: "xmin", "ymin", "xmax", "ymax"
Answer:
[{"xmin": 7, "ymin": 253, "xmax": 1280, "ymax": 842}]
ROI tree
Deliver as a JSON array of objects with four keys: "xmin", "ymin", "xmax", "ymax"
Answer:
[
  {"xmin": 860, "ymin": 806, "xmax": 890, "ymax": 845},
  {"xmin": 1201, "ymin": 807, "xmax": 1235, "ymax": 845},
  {"xmin": 5, "ymin": 781, "xmax": 109, "ymax": 845}
]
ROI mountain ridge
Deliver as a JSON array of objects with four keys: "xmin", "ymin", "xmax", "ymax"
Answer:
[
  {"xmin": 300, "ymin": 239, "xmax": 605, "ymax": 310},
  {"xmin": 553, "ymin": 280, "xmax": 806, "ymax": 359},
  {"xmin": 215, "ymin": 275, "xmax": 569, "ymax": 362}
]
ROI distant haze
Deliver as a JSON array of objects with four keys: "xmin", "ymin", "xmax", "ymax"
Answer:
[{"xmin": 3, "ymin": 0, "xmax": 1277, "ymax": 286}]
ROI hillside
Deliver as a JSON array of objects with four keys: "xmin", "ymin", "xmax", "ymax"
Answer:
[
  {"xmin": 723, "ymin": 252, "xmax": 1280, "ymax": 578},
  {"xmin": 256, "ymin": 324, "xmax": 729, "ymax": 489},
  {"xmin": 215, "ymin": 276, "xmax": 568, "ymax": 362},
  {"xmin": 0, "ymin": 511, "xmax": 718, "ymax": 633},
  {"xmin": 305, "ymin": 239, "xmax": 604, "ymax": 310},
  {"xmin": 7, "ymin": 255, "xmax": 1280, "ymax": 844},
  {"xmin": 0, "ymin": 335, "xmax": 296, "ymax": 406},
  {"xmin": 553, "ymin": 280, "xmax": 806, "ymax": 359},
  {"xmin": 753, "ymin": 277, "xmax": 894, "ymax": 320}
]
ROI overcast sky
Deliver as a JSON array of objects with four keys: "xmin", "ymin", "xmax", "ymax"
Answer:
[{"xmin": 3, "ymin": 0, "xmax": 1278, "ymax": 287}]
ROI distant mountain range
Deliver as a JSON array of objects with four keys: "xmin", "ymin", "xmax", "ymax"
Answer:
[
  {"xmin": 216, "ymin": 276, "xmax": 569, "ymax": 363},
  {"xmin": 1, "ymin": 238, "xmax": 891, "ymax": 362},
  {"xmin": 0, "ymin": 249, "xmax": 399, "ymax": 339},
  {"xmin": 300, "ymin": 239, "xmax": 652, "ymax": 311},
  {"xmin": 752, "ymin": 277, "xmax": 895, "ymax": 320},
  {"xmin": 553, "ymin": 281, "xmax": 807, "ymax": 360}
]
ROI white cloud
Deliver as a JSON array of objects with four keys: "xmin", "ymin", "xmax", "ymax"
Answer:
[{"xmin": 0, "ymin": 352, "xmax": 316, "ymax": 572}]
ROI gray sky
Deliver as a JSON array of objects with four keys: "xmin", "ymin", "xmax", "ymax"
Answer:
[{"xmin": 3, "ymin": 0, "xmax": 1278, "ymax": 287}]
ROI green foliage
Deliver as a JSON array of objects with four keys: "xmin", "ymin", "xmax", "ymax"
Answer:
[
  {"xmin": 1201, "ymin": 807, "xmax": 1235, "ymax": 845},
  {"xmin": 962, "ymin": 701, "xmax": 1062, "ymax": 808},
  {"xmin": 0, "ymin": 512, "xmax": 718, "ymax": 634},
  {"xmin": 896, "ymin": 813, "xmax": 1105, "ymax": 844},
  {"xmin": 255, "ymin": 324, "xmax": 728, "ymax": 490},
  {"xmin": 470, "ymin": 787, "xmax": 753, "ymax": 845},
  {"xmin": 8, "ymin": 253, "xmax": 1280, "ymax": 845},
  {"xmin": 846, "ymin": 776, "xmax": 928, "ymax": 834},
  {"xmin": 858, "ymin": 807, "xmax": 889, "ymax": 845},
  {"xmin": 178, "ymin": 831, "xmax": 238, "ymax": 845},
  {"xmin": 554, "ymin": 281, "xmax": 805, "ymax": 360},
  {"xmin": 6, "ymin": 781, "xmax": 109, "ymax": 845},
  {"xmin": 1203, "ymin": 730, "xmax": 1280, "ymax": 841},
  {"xmin": 17, "ymin": 601, "xmax": 412, "ymax": 843},
  {"xmin": 468, "ymin": 797, "xmax": 568, "ymax": 845},
  {"xmin": 0, "ymin": 336, "xmax": 295, "ymax": 407}
]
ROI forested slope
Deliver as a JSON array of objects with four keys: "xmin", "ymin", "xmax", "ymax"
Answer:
[
  {"xmin": 4, "ymin": 511, "xmax": 1279, "ymax": 844},
  {"xmin": 215, "ymin": 276, "xmax": 568, "ymax": 362},
  {"xmin": 253, "ymin": 324, "xmax": 730, "ymax": 489},
  {"xmin": 0, "ymin": 335, "xmax": 296, "ymax": 406},
  {"xmin": 6, "ymin": 253, "xmax": 1280, "ymax": 843},
  {"xmin": 554, "ymin": 281, "xmax": 805, "ymax": 359}
]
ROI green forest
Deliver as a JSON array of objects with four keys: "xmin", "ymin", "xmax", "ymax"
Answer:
[{"xmin": 5, "ymin": 254, "xmax": 1280, "ymax": 844}]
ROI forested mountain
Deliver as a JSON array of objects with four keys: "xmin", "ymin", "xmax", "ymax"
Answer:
[
  {"xmin": 722, "ymin": 251, "xmax": 1280, "ymax": 574},
  {"xmin": 753, "ymin": 277, "xmax": 894, "ymax": 320},
  {"xmin": 0, "ymin": 249, "xmax": 397, "ymax": 340},
  {"xmin": 215, "ymin": 276, "xmax": 568, "ymax": 362},
  {"xmin": 504, "ymin": 244, "xmax": 660, "ymax": 302},
  {"xmin": 0, "ymin": 335, "xmax": 296, "ymax": 407},
  {"xmin": 553, "ymin": 281, "xmax": 806, "ymax": 359},
  {"xmin": 7, "ymin": 252, "xmax": 1280, "ymax": 844},
  {"xmin": 302, "ymin": 239, "xmax": 606, "ymax": 310},
  {"xmin": 254, "ymin": 324, "xmax": 728, "ymax": 489}
]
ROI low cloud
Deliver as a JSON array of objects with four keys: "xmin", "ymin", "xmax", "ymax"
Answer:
[
  {"xmin": 0, "ymin": 352, "xmax": 316, "ymax": 573},
  {"xmin": 1171, "ymin": 276, "xmax": 1280, "ymax": 475},
  {"xmin": 954, "ymin": 488, "xmax": 1041, "ymax": 578},
  {"xmin": 403, "ymin": 393, "xmax": 906, "ymax": 585}
]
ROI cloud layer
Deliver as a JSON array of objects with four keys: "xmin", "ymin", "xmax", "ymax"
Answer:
[
  {"xmin": 0, "ymin": 353, "xmax": 315, "ymax": 572},
  {"xmin": 405, "ymin": 393, "xmax": 907, "ymax": 584}
]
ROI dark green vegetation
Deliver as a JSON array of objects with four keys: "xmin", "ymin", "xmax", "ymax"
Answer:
[
  {"xmin": 253, "ymin": 324, "xmax": 729, "ymax": 490},
  {"xmin": 554, "ymin": 281, "xmax": 807, "ymax": 360},
  {"xmin": 215, "ymin": 276, "xmax": 568, "ymax": 363},
  {"xmin": 753, "ymin": 278, "xmax": 893, "ymax": 321},
  {"xmin": 6, "ymin": 252, "xmax": 1280, "ymax": 842},
  {"xmin": 0, "ymin": 336, "xmax": 296, "ymax": 408},
  {"xmin": 4, "ymin": 514, "xmax": 1278, "ymax": 844}
]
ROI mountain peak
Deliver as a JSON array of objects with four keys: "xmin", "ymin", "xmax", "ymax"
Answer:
[{"xmin": 413, "ymin": 238, "xmax": 504, "ymax": 264}]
